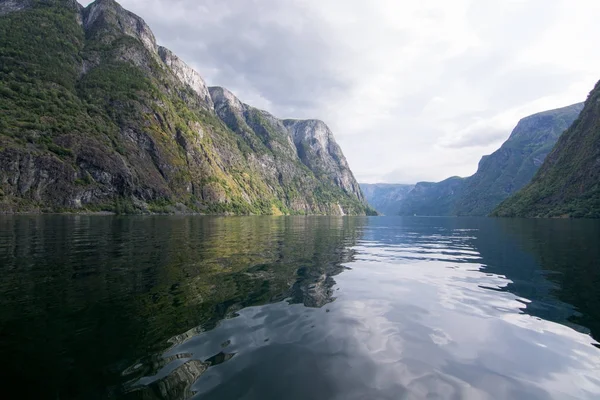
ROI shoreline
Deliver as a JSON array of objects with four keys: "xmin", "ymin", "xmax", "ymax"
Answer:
[{"xmin": 0, "ymin": 211, "xmax": 367, "ymax": 217}]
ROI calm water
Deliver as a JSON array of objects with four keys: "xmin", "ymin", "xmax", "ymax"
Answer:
[{"xmin": 1, "ymin": 216, "xmax": 600, "ymax": 400}]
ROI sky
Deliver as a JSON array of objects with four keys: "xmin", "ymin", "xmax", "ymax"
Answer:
[{"xmin": 82, "ymin": 0, "xmax": 600, "ymax": 184}]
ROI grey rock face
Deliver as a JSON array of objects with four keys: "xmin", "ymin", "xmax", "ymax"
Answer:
[
  {"xmin": 209, "ymin": 86, "xmax": 298, "ymax": 158},
  {"xmin": 284, "ymin": 119, "xmax": 363, "ymax": 200},
  {"xmin": 0, "ymin": 142, "xmax": 130, "ymax": 211},
  {"xmin": 159, "ymin": 46, "xmax": 214, "ymax": 110},
  {"xmin": 210, "ymin": 86, "xmax": 246, "ymax": 116},
  {"xmin": 208, "ymin": 87, "xmax": 358, "ymax": 214}
]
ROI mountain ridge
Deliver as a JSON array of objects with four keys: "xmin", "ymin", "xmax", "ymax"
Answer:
[
  {"xmin": 453, "ymin": 102, "xmax": 584, "ymax": 216},
  {"xmin": 493, "ymin": 81, "xmax": 600, "ymax": 218},
  {"xmin": 362, "ymin": 103, "xmax": 583, "ymax": 216},
  {"xmin": 0, "ymin": 0, "xmax": 372, "ymax": 215}
]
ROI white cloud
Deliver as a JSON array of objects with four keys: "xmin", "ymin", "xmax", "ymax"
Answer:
[{"xmin": 80, "ymin": 0, "xmax": 600, "ymax": 183}]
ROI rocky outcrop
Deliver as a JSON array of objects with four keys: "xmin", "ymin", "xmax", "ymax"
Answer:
[
  {"xmin": 284, "ymin": 119, "xmax": 364, "ymax": 200},
  {"xmin": 210, "ymin": 86, "xmax": 299, "ymax": 164},
  {"xmin": 209, "ymin": 87, "xmax": 364, "ymax": 204},
  {"xmin": 207, "ymin": 87, "xmax": 370, "ymax": 215},
  {"xmin": 0, "ymin": 0, "xmax": 369, "ymax": 215},
  {"xmin": 0, "ymin": 147, "xmax": 77, "ymax": 209},
  {"xmin": 210, "ymin": 86, "xmax": 246, "ymax": 116},
  {"xmin": 83, "ymin": 0, "xmax": 157, "ymax": 54},
  {"xmin": 158, "ymin": 46, "xmax": 213, "ymax": 110}
]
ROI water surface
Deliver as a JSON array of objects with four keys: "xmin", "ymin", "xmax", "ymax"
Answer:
[{"xmin": 1, "ymin": 216, "xmax": 599, "ymax": 399}]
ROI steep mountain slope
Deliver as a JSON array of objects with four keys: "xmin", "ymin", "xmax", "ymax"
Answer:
[
  {"xmin": 283, "ymin": 119, "xmax": 364, "ymax": 199},
  {"xmin": 393, "ymin": 103, "xmax": 583, "ymax": 216},
  {"xmin": 493, "ymin": 81, "xmax": 600, "ymax": 218},
  {"xmin": 208, "ymin": 87, "xmax": 367, "ymax": 213},
  {"xmin": 360, "ymin": 183, "xmax": 415, "ymax": 215},
  {"xmin": 0, "ymin": 0, "xmax": 370, "ymax": 215},
  {"xmin": 456, "ymin": 103, "xmax": 584, "ymax": 215}
]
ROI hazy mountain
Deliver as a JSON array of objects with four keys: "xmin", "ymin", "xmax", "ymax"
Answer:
[
  {"xmin": 493, "ymin": 81, "xmax": 600, "ymax": 218},
  {"xmin": 360, "ymin": 183, "xmax": 415, "ymax": 215},
  {"xmin": 397, "ymin": 177, "xmax": 466, "ymax": 216},
  {"xmin": 0, "ymin": 0, "xmax": 371, "ymax": 215},
  {"xmin": 392, "ymin": 103, "xmax": 583, "ymax": 216}
]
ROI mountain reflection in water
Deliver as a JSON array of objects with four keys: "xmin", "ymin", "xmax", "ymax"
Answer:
[{"xmin": 0, "ymin": 216, "xmax": 599, "ymax": 400}]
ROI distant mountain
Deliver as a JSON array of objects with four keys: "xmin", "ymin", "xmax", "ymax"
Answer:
[
  {"xmin": 360, "ymin": 183, "xmax": 414, "ymax": 215},
  {"xmin": 397, "ymin": 177, "xmax": 466, "ymax": 216},
  {"xmin": 493, "ymin": 81, "xmax": 600, "ymax": 218},
  {"xmin": 454, "ymin": 102, "xmax": 585, "ymax": 216},
  {"xmin": 0, "ymin": 0, "xmax": 371, "ymax": 215},
  {"xmin": 391, "ymin": 103, "xmax": 583, "ymax": 216}
]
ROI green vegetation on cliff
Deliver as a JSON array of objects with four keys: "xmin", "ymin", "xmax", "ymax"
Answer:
[
  {"xmin": 0, "ymin": 0, "xmax": 370, "ymax": 215},
  {"xmin": 455, "ymin": 102, "xmax": 584, "ymax": 216},
  {"xmin": 493, "ymin": 81, "xmax": 600, "ymax": 218}
]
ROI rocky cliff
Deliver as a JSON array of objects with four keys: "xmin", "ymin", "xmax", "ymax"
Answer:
[
  {"xmin": 0, "ymin": 0, "xmax": 371, "ymax": 215},
  {"xmin": 384, "ymin": 103, "xmax": 583, "ymax": 216},
  {"xmin": 493, "ymin": 81, "xmax": 600, "ymax": 218}
]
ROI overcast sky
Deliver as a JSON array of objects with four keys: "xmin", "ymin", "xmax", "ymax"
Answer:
[{"xmin": 82, "ymin": 0, "xmax": 600, "ymax": 183}]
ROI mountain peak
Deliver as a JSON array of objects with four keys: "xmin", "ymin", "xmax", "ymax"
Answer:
[
  {"xmin": 507, "ymin": 102, "xmax": 584, "ymax": 143},
  {"xmin": 209, "ymin": 86, "xmax": 245, "ymax": 114},
  {"xmin": 83, "ymin": 0, "xmax": 157, "ymax": 54}
]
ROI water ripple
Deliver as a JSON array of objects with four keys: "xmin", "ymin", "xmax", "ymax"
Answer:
[
  {"xmin": 2, "ymin": 216, "xmax": 600, "ymax": 400},
  {"xmin": 123, "ymin": 218, "xmax": 600, "ymax": 400}
]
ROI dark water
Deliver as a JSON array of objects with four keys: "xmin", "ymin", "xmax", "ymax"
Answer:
[{"xmin": 1, "ymin": 216, "xmax": 600, "ymax": 400}]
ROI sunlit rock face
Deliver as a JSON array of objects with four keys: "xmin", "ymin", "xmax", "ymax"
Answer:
[
  {"xmin": 284, "ymin": 119, "xmax": 364, "ymax": 200},
  {"xmin": 159, "ymin": 46, "xmax": 214, "ymax": 110}
]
